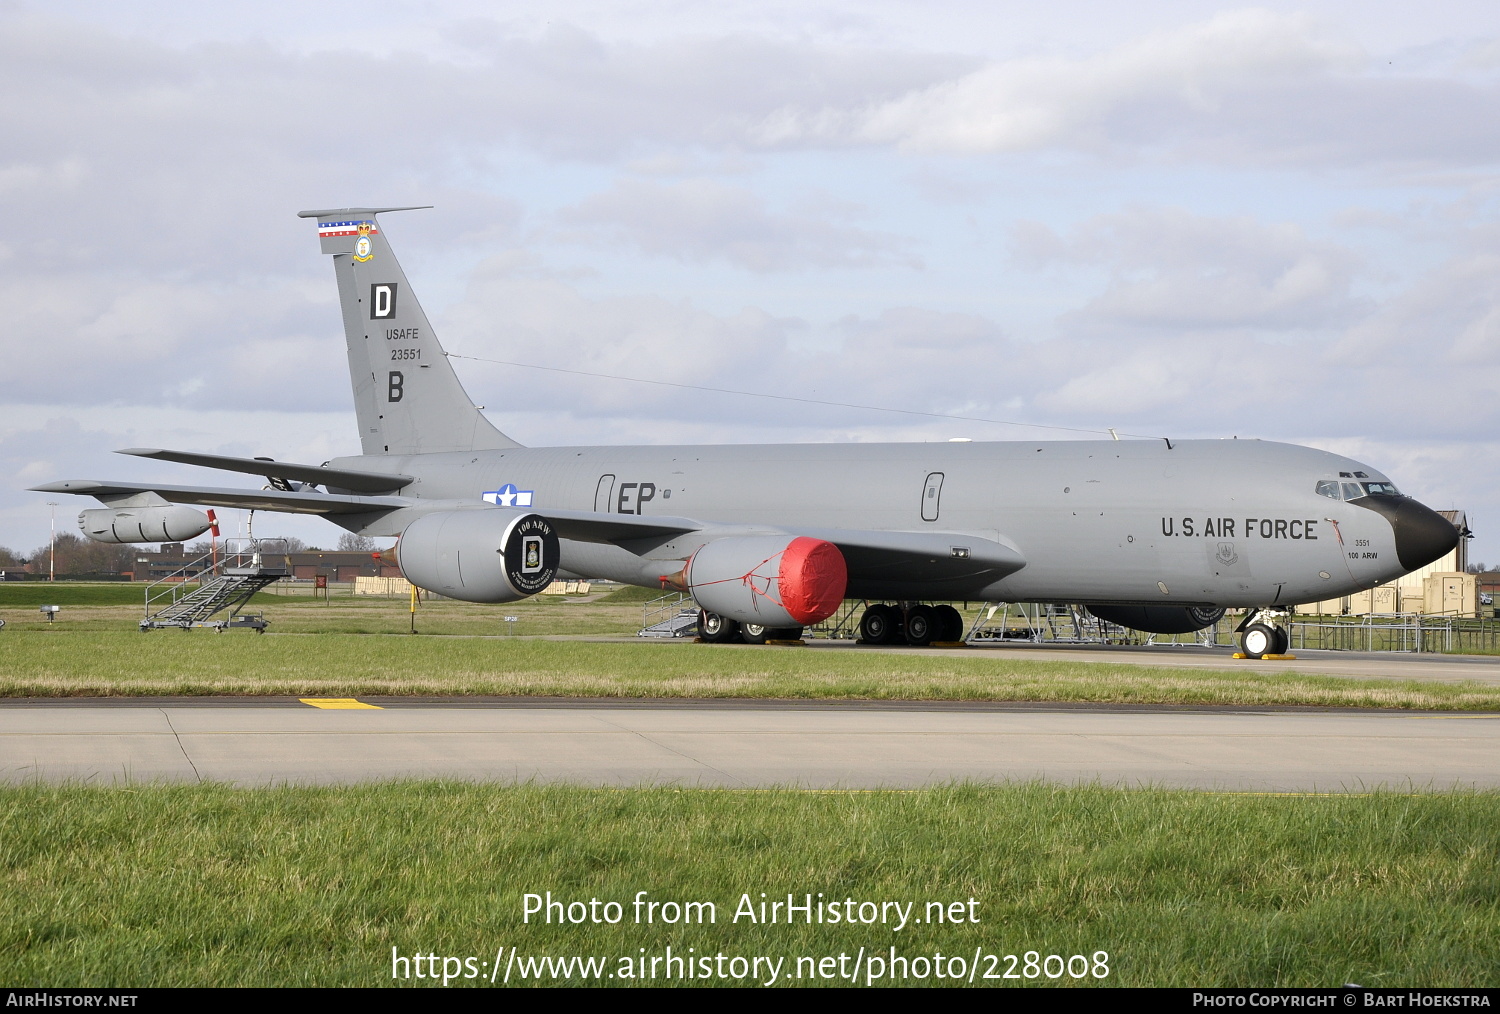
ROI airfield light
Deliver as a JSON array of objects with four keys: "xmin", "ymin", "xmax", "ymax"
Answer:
[{"xmin": 47, "ymin": 501, "xmax": 58, "ymax": 582}]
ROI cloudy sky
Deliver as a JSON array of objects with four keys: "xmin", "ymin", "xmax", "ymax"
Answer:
[{"xmin": 3, "ymin": 1, "xmax": 1497, "ymax": 561}]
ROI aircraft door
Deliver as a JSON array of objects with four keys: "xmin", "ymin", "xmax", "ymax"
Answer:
[
  {"xmin": 921, "ymin": 472, "xmax": 944, "ymax": 522},
  {"xmin": 594, "ymin": 475, "xmax": 616, "ymax": 513}
]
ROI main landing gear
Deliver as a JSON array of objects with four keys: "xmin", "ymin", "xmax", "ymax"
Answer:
[
  {"xmin": 1237, "ymin": 609, "xmax": 1290, "ymax": 657},
  {"xmin": 696, "ymin": 610, "xmax": 802, "ymax": 644},
  {"xmin": 694, "ymin": 603, "xmax": 966, "ymax": 647},
  {"xmin": 858, "ymin": 603, "xmax": 965, "ymax": 647}
]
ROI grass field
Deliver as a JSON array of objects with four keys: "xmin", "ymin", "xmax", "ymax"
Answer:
[
  {"xmin": 2, "ymin": 630, "xmax": 1499, "ymax": 708},
  {"xmin": 1, "ymin": 586, "xmax": 1498, "ymax": 708},
  {"xmin": 0, "ymin": 783, "xmax": 1494, "ymax": 988},
  {"xmin": 0, "ymin": 584, "xmax": 642, "ymax": 636},
  {"xmin": 0, "ymin": 583, "xmax": 149, "ymax": 606},
  {"xmin": 2, "ymin": 591, "xmax": 1496, "ymax": 988}
]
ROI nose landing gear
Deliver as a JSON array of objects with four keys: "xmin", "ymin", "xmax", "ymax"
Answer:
[{"xmin": 1236, "ymin": 609, "xmax": 1291, "ymax": 657}]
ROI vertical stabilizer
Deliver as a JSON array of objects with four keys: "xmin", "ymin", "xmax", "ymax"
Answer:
[{"xmin": 298, "ymin": 207, "xmax": 521, "ymax": 455}]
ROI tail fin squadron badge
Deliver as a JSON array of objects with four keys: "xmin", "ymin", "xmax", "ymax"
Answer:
[{"xmin": 352, "ymin": 221, "xmax": 375, "ymax": 262}]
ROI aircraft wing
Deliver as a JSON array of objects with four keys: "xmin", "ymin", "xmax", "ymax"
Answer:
[
  {"xmin": 33, "ymin": 478, "xmax": 1024, "ymax": 581},
  {"xmin": 527, "ymin": 513, "xmax": 1024, "ymax": 581},
  {"xmin": 791, "ymin": 527, "xmax": 1026, "ymax": 582},
  {"xmin": 532, "ymin": 508, "xmax": 704, "ymax": 544},
  {"xmin": 29, "ymin": 479, "xmax": 413, "ymax": 516}
]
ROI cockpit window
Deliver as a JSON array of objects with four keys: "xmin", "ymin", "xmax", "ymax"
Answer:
[{"xmin": 1317, "ymin": 478, "xmax": 1402, "ymax": 500}]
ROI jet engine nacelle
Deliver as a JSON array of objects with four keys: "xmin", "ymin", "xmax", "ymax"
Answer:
[
  {"xmin": 396, "ymin": 509, "xmax": 560, "ymax": 603},
  {"xmin": 79, "ymin": 506, "xmax": 213, "ymax": 544},
  {"xmin": 684, "ymin": 535, "xmax": 847, "ymax": 628},
  {"xmin": 1086, "ymin": 604, "xmax": 1225, "ymax": 635}
]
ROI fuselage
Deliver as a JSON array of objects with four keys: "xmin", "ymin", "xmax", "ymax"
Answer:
[{"xmin": 331, "ymin": 436, "xmax": 1449, "ymax": 608}]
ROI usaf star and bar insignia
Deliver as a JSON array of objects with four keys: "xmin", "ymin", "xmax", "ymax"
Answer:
[{"xmin": 482, "ymin": 483, "xmax": 534, "ymax": 507}]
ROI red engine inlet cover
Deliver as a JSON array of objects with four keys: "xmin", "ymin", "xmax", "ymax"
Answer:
[
  {"xmin": 684, "ymin": 535, "xmax": 849, "ymax": 628},
  {"xmin": 776, "ymin": 537, "xmax": 848, "ymax": 625}
]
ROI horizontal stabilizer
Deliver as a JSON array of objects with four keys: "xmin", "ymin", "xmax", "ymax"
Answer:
[
  {"xmin": 296, "ymin": 206, "xmax": 432, "ymax": 219},
  {"xmin": 117, "ymin": 448, "xmax": 413, "ymax": 493}
]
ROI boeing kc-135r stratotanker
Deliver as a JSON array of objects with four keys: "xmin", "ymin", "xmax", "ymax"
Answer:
[{"xmin": 34, "ymin": 207, "xmax": 1462, "ymax": 656}]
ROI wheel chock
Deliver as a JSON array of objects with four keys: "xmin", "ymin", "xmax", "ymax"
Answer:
[
  {"xmin": 766, "ymin": 639, "xmax": 806, "ymax": 646},
  {"xmin": 931, "ymin": 641, "xmax": 970, "ymax": 648},
  {"xmin": 1232, "ymin": 652, "xmax": 1297, "ymax": 660}
]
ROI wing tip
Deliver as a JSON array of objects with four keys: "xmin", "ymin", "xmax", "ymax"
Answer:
[{"xmin": 28, "ymin": 480, "xmax": 99, "ymax": 493}]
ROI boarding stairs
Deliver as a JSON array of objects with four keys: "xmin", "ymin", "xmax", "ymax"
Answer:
[
  {"xmin": 638, "ymin": 591, "xmax": 700, "ymax": 638},
  {"xmin": 141, "ymin": 539, "xmax": 289, "ymax": 633}
]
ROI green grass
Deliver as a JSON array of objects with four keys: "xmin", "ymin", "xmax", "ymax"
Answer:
[
  {"xmin": 1, "ymin": 632, "xmax": 1499, "ymax": 709},
  {"xmin": 0, "ymin": 583, "xmax": 147, "ymax": 606},
  {"xmin": 596, "ymin": 583, "xmax": 668, "ymax": 604},
  {"xmin": 0, "ymin": 587, "xmax": 642, "ymax": 636},
  {"xmin": 0, "ymin": 784, "xmax": 1494, "ymax": 987}
]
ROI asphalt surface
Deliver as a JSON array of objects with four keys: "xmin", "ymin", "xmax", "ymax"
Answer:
[{"xmin": 3, "ymin": 699, "xmax": 1497, "ymax": 791}]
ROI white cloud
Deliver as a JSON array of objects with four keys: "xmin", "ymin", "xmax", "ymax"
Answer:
[
  {"xmin": 1017, "ymin": 207, "xmax": 1367, "ymax": 331},
  {"xmin": 557, "ymin": 178, "xmax": 919, "ymax": 271},
  {"xmin": 0, "ymin": 270, "xmax": 345, "ymax": 412},
  {"xmin": 754, "ymin": 9, "xmax": 1500, "ymax": 169}
]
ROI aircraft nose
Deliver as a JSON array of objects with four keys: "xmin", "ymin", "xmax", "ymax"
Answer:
[{"xmin": 1353, "ymin": 496, "xmax": 1460, "ymax": 571}]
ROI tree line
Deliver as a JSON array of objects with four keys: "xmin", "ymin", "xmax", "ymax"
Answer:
[{"xmin": 0, "ymin": 532, "xmax": 377, "ymax": 576}]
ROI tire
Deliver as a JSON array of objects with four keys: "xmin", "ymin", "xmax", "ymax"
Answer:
[
  {"xmin": 698, "ymin": 610, "xmax": 741, "ymax": 644},
  {"xmin": 1270, "ymin": 626, "xmax": 1290, "ymax": 656},
  {"xmin": 741, "ymin": 622, "xmax": 770, "ymax": 644},
  {"xmin": 859, "ymin": 604, "xmax": 902, "ymax": 645},
  {"xmin": 1241, "ymin": 622, "xmax": 1279, "ymax": 657},
  {"xmin": 904, "ymin": 604, "xmax": 937, "ymax": 646},
  {"xmin": 768, "ymin": 627, "xmax": 804, "ymax": 642},
  {"xmin": 934, "ymin": 604, "xmax": 964, "ymax": 642}
]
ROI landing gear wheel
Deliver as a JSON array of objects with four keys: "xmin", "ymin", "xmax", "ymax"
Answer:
[
  {"xmin": 904, "ymin": 604, "xmax": 937, "ymax": 646},
  {"xmin": 934, "ymin": 604, "xmax": 964, "ymax": 643},
  {"xmin": 698, "ymin": 610, "xmax": 741, "ymax": 644},
  {"xmin": 859, "ymin": 604, "xmax": 902, "ymax": 645},
  {"xmin": 1270, "ymin": 626, "xmax": 1289, "ymax": 655},
  {"xmin": 770, "ymin": 627, "xmax": 804, "ymax": 642},
  {"xmin": 1241, "ymin": 623, "xmax": 1283, "ymax": 657},
  {"xmin": 741, "ymin": 622, "xmax": 770, "ymax": 644}
]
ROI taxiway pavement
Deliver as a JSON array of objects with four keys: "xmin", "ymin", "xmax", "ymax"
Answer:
[{"xmin": 2, "ymin": 699, "xmax": 1496, "ymax": 791}]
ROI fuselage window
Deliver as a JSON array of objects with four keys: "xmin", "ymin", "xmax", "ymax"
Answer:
[{"xmin": 1315, "ymin": 480, "xmax": 1340, "ymax": 499}]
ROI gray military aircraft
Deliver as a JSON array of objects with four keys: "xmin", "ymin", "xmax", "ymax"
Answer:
[{"xmin": 35, "ymin": 207, "xmax": 1462, "ymax": 656}]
